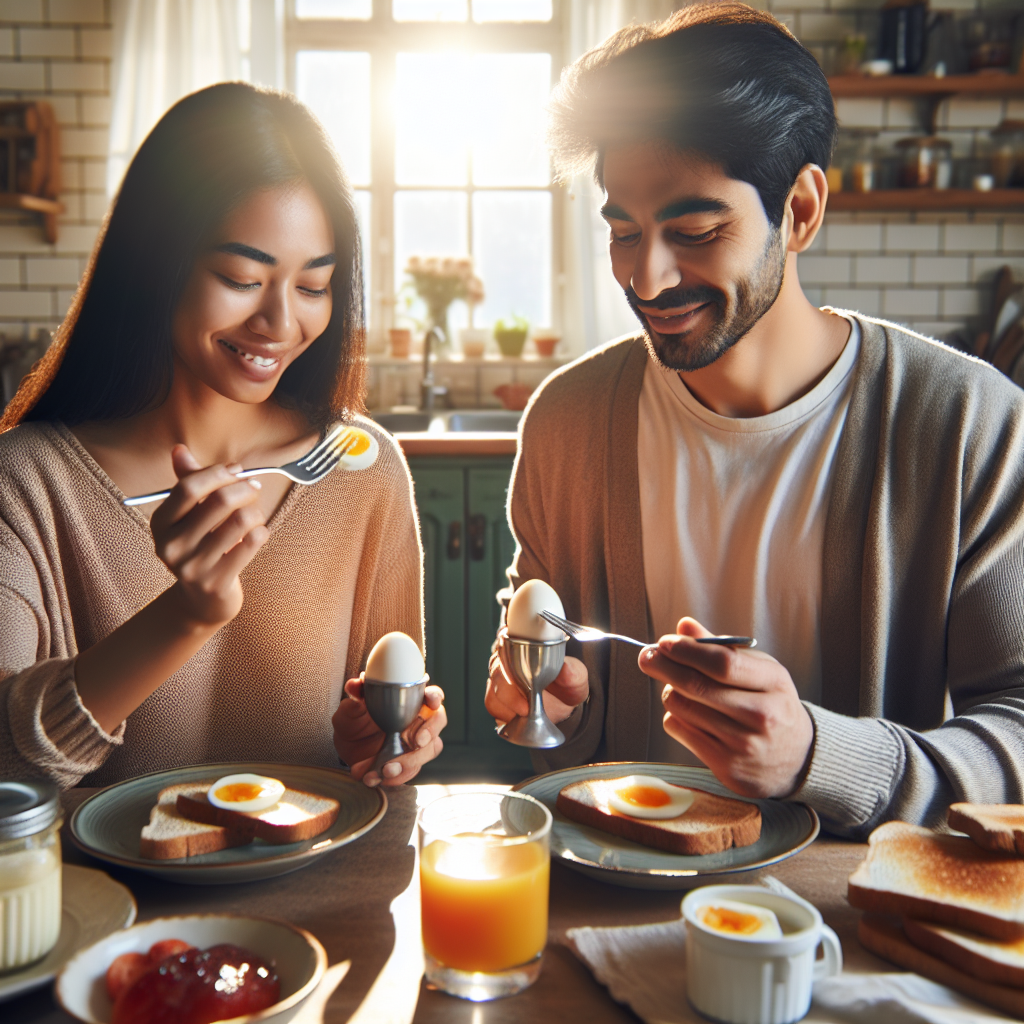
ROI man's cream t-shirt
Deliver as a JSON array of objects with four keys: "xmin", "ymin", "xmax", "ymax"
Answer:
[{"xmin": 637, "ymin": 319, "xmax": 860, "ymax": 764}]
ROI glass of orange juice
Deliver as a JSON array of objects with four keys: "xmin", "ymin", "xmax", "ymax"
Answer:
[{"xmin": 419, "ymin": 790, "xmax": 552, "ymax": 1001}]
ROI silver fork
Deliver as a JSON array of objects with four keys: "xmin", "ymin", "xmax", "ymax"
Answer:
[
  {"xmin": 539, "ymin": 610, "xmax": 756, "ymax": 649},
  {"xmin": 123, "ymin": 424, "xmax": 364, "ymax": 507}
]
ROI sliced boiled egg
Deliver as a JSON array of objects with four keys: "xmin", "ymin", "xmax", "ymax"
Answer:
[
  {"xmin": 208, "ymin": 774, "xmax": 285, "ymax": 814},
  {"xmin": 695, "ymin": 900, "xmax": 783, "ymax": 940},
  {"xmin": 336, "ymin": 426, "xmax": 379, "ymax": 472},
  {"xmin": 605, "ymin": 775, "xmax": 696, "ymax": 820}
]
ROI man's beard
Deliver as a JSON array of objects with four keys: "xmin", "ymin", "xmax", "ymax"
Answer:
[{"xmin": 626, "ymin": 228, "xmax": 786, "ymax": 373}]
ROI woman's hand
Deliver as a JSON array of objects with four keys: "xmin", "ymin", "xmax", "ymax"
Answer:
[
  {"xmin": 485, "ymin": 654, "xmax": 589, "ymax": 726},
  {"xmin": 333, "ymin": 675, "xmax": 447, "ymax": 787},
  {"xmin": 150, "ymin": 445, "xmax": 270, "ymax": 625}
]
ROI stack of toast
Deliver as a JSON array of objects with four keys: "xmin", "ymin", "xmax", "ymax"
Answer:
[
  {"xmin": 849, "ymin": 805, "xmax": 1024, "ymax": 1018},
  {"xmin": 140, "ymin": 782, "xmax": 340, "ymax": 860}
]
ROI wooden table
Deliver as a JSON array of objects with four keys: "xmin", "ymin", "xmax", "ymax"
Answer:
[{"xmin": 6, "ymin": 784, "xmax": 883, "ymax": 1024}]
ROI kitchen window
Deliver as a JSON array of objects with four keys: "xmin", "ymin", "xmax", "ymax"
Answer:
[{"xmin": 286, "ymin": 0, "xmax": 565, "ymax": 342}]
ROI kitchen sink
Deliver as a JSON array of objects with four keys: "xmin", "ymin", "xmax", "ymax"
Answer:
[
  {"xmin": 446, "ymin": 410, "xmax": 522, "ymax": 432},
  {"xmin": 370, "ymin": 411, "xmax": 434, "ymax": 433},
  {"xmin": 370, "ymin": 409, "xmax": 522, "ymax": 433}
]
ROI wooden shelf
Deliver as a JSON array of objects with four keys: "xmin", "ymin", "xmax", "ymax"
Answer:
[
  {"xmin": 828, "ymin": 73, "xmax": 1024, "ymax": 99},
  {"xmin": 828, "ymin": 189, "xmax": 1024, "ymax": 212}
]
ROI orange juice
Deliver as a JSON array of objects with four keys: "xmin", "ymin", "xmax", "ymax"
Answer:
[{"xmin": 420, "ymin": 834, "xmax": 549, "ymax": 972}]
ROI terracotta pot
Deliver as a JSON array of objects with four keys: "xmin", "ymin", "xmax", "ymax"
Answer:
[{"xmin": 388, "ymin": 328, "xmax": 412, "ymax": 359}]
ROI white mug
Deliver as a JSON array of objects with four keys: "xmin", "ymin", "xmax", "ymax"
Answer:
[{"xmin": 682, "ymin": 884, "xmax": 842, "ymax": 1024}]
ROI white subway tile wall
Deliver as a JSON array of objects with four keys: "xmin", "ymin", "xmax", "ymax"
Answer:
[
  {"xmin": 0, "ymin": 0, "xmax": 1022, "ymax": 352},
  {"xmin": 0, "ymin": 0, "xmax": 110, "ymax": 340}
]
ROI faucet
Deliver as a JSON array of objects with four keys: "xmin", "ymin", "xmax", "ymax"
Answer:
[{"xmin": 420, "ymin": 326, "xmax": 450, "ymax": 412}]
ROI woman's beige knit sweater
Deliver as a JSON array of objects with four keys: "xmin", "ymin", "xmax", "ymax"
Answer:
[{"xmin": 0, "ymin": 419, "xmax": 423, "ymax": 789}]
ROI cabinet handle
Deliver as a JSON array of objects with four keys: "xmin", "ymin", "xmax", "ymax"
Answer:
[
  {"xmin": 446, "ymin": 521, "xmax": 462, "ymax": 560},
  {"xmin": 468, "ymin": 514, "xmax": 486, "ymax": 561}
]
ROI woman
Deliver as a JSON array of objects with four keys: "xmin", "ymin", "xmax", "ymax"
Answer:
[{"xmin": 0, "ymin": 83, "xmax": 445, "ymax": 789}]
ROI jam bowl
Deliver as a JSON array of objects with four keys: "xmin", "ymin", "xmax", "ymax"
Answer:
[{"xmin": 55, "ymin": 914, "xmax": 326, "ymax": 1024}]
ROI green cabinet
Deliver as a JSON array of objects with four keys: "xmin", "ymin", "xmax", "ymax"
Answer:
[{"xmin": 409, "ymin": 456, "xmax": 534, "ymax": 782}]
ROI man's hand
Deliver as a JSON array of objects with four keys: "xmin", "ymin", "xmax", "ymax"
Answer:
[
  {"xmin": 640, "ymin": 617, "xmax": 814, "ymax": 799},
  {"xmin": 333, "ymin": 676, "xmax": 447, "ymax": 787},
  {"xmin": 485, "ymin": 654, "xmax": 589, "ymax": 726}
]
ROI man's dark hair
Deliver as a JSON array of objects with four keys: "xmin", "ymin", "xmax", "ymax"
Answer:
[
  {"xmin": 548, "ymin": 2, "xmax": 838, "ymax": 227},
  {"xmin": 4, "ymin": 82, "xmax": 365, "ymax": 431}
]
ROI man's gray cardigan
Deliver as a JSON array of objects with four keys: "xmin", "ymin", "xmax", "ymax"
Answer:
[{"xmin": 503, "ymin": 314, "xmax": 1024, "ymax": 839}]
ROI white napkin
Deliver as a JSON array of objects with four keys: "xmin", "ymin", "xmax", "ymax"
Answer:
[{"xmin": 565, "ymin": 919, "xmax": 1017, "ymax": 1024}]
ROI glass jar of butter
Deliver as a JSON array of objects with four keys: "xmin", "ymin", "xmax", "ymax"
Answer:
[{"xmin": 0, "ymin": 780, "xmax": 62, "ymax": 971}]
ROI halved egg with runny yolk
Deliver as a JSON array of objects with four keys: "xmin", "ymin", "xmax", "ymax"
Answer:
[
  {"xmin": 696, "ymin": 900, "xmax": 783, "ymax": 940},
  {"xmin": 605, "ymin": 775, "xmax": 696, "ymax": 820},
  {"xmin": 208, "ymin": 773, "xmax": 285, "ymax": 814},
  {"xmin": 336, "ymin": 426, "xmax": 379, "ymax": 472}
]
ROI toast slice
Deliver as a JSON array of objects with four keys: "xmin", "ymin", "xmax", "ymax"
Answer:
[
  {"xmin": 176, "ymin": 784, "xmax": 340, "ymax": 845},
  {"xmin": 859, "ymin": 915, "xmax": 1024, "ymax": 1020},
  {"xmin": 949, "ymin": 803, "xmax": 1024, "ymax": 857},
  {"xmin": 139, "ymin": 784, "xmax": 254, "ymax": 860},
  {"xmin": 847, "ymin": 821, "xmax": 1024, "ymax": 941},
  {"xmin": 556, "ymin": 777, "xmax": 761, "ymax": 855},
  {"xmin": 904, "ymin": 917, "xmax": 1024, "ymax": 989}
]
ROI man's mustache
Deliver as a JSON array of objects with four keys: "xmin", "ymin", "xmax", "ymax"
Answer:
[{"xmin": 624, "ymin": 283, "xmax": 723, "ymax": 312}]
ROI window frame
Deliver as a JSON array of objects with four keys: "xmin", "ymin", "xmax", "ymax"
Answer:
[{"xmin": 285, "ymin": 0, "xmax": 567, "ymax": 348}]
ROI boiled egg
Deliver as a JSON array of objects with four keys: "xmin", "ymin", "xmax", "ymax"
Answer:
[
  {"xmin": 208, "ymin": 774, "xmax": 284, "ymax": 814},
  {"xmin": 366, "ymin": 631, "xmax": 425, "ymax": 683},
  {"xmin": 606, "ymin": 775, "xmax": 696, "ymax": 820},
  {"xmin": 507, "ymin": 579, "xmax": 565, "ymax": 642},
  {"xmin": 336, "ymin": 426, "xmax": 379, "ymax": 472},
  {"xmin": 695, "ymin": 900, "xmax": 783, "ymax": 941}
]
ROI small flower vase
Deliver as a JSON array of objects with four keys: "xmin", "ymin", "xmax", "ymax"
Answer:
[{"xmin": 426, "ymin": 301, "xmax": 452, "ymax": 358}]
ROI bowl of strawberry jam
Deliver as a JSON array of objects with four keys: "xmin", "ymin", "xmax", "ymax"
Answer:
[{"xmin": 55, "ymin": 914, "xmax": 326, "ymax": 1024}]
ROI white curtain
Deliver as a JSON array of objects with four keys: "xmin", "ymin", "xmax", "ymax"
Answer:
[
  {"xmin": 107, "ymin": 0, "xmax": 242, "ymax": 196},
  {"xmin": 563, "ymin": 0, "xmax": 680, "ymax": 352}
]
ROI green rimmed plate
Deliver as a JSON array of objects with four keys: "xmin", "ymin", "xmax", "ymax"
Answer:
[
  {"xmin": 514, "ymin": 762, "xmax": 818, "ymax": 890},
  {"xmin": 70, "ymin": 762, "xmax": 386, "ymax": 885}
]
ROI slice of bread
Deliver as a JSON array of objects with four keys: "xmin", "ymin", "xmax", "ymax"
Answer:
[
  {"xmin": 859, "ymin": 915, "xmax": 1024, "ymax": 1019},
  {"xmin": 847, "ymin": 821, "xmax": 1024, "ymax": 941},
  {"xmin": 949, "ymin": 803, "xmax": 1024, "ymax": 857},
  {"xmin": 139, "ymin": 784, "xmax": 254, "ymax": 860},
  {"xmin": 176, "ymin": 784, "xmax": 340, "ymax": 845},
  {"xmin": 904, "ymin": 918, "xmax": 1024, "ymax": 989},
  {"xmin": 555, "ymin": 778, "xmax": 761, "ymax": 855}
]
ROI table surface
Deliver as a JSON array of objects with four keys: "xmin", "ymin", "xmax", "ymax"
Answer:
[{"xmin": 6, "ymin": 783, "xmax": 887, "ymax": 1024}]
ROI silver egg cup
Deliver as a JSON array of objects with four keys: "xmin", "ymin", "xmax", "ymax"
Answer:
[
  {"xmin": 363, "ymin": 674, "xmax": 428, "ymax": 774},
  {"xmin": 496, "ymin": 627, "xmax": 567, "ymax": 749}
]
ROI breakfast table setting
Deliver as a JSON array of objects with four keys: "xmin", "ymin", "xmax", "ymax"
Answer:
[{"xmin": 3, "ymin": 769, "xmax": 1020, "ymax": 1024}]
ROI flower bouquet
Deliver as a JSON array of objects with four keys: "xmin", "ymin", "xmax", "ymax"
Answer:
[{"xmin": 403, "ymin": 256, "xmax": 485, "ymax": 355}]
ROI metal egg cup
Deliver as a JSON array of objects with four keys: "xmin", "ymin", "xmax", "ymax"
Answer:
[
  {"xmin": 363, "ymin": 674, "xmax": 428, "ymax": 774},
  {"xmin": 496, "ymin": 627, "xmax": 567, "ymax": 749}
]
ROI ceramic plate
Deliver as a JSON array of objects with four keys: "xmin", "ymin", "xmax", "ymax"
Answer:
[
  {"xmin": 0, "ymin": 864, "xmax": 136, "ymax": 1003},
  {"xmin": 70, "ymin": 762, "xmax": 386, "ymax": 885},
  {"xmin": 514, "ymin": 762, "xmax": 819, "ymax": 890}
]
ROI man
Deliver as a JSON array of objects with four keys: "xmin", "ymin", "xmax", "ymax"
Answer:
[{"xmin": 485, "ymin": 3, "xmax": 1024, "ymax": 839}]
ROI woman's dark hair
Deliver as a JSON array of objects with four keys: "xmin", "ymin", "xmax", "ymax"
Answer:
[
  {"xmin": 548, "ymin": 2, "xmax": 838, "ymax": 227},
  {"xmin": 2, "ymin": 82, "xmax": 364, "ymax": 431}
]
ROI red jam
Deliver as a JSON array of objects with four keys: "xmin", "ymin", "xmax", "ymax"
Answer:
[{"xmin": 111, "ymin": 943, "xmax": 280, "ymax": 1024}]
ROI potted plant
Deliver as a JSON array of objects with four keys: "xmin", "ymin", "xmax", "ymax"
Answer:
[
  {"xmin": 402, "ymin": 256, "xmax": 485, "ymax": 357},
  {"xmin": 494, "ymin": 315, "xmax": 529, "ymax": 358}
]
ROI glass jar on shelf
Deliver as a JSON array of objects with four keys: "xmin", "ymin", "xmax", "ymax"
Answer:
[
  {"xmin": 896, "ymin": 136, "xmax": 953, "ymax": 189},
  {"xmin": 990, "ymin": 121, "xmax": 1024, "ymax": 189}
]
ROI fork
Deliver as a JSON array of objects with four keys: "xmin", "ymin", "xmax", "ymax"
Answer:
[
  {"xmin": 539, "ymin": 610, "xmax": 756, "ymax": 649},
  {"xmin": 123, "ymin": 424, "xmax": 363, "ymax": 507}
]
